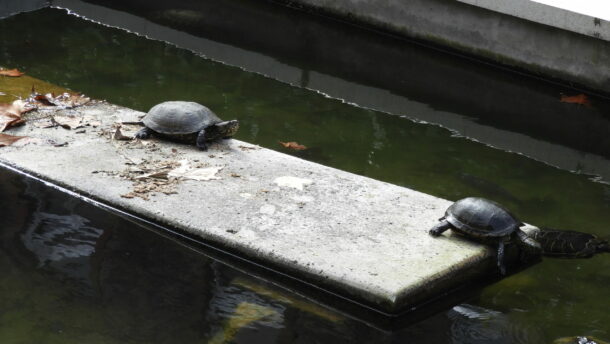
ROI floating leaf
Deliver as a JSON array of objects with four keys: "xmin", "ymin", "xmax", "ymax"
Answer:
[
  {"xmin": 560, "ymin": 93, "xmax": 591, "ymax": 106},
  {"xmin": 0, "ymin": 68, "xmax": 24, "ymax": 77},
  {"xmin": 278, "ymin": 141, "xmax": 307, "ymax": 150}
]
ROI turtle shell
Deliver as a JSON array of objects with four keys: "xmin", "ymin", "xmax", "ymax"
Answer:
[
  {"xmin": 143, "ymin": 101, "xmax": 222, "ymax": 135},
  {"xmin": 445, "ymin": 197, "xmax": 520, "ymax": 238}
]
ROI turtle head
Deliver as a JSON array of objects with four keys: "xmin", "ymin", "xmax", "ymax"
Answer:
[
  {"xmin": 591, "ymin": 236, "xmax": 610, "ymax": 254},
  {"xmin": 215, "ymin": 119, "xmax": 239, "ymax": 138}
]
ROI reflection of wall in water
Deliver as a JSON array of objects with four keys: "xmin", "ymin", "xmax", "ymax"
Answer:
[{"xmin": 54, "ymin": 0, "xmax": 610, "ymax": 182}]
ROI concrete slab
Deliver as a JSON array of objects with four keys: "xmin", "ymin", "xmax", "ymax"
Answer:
[
  {"xmin": 0, "ymin": 101, "xmax": 535, "ymax": 313},
  {"xmin": 269, "ymin": 0, "xmax": 610, "ymax": 94},
  {"xmin": 459, "ymin": 0, "xmax": 610, "ymax": 41}
]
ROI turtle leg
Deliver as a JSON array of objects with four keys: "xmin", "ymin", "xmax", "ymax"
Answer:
[
  {"xmin": 135, "ymin": 127, "xmax": 153, "ymax": 139},
  {"xmin": 429, "ymin": 219, "xmax": 451, "ymax": 236},
  {"xmin": 196, "ymin": 129, "xmax": 208, "ymax": 151},
  {"xmin": 497, "ymin": 240, "xmax": 506, "ymax": 275}
]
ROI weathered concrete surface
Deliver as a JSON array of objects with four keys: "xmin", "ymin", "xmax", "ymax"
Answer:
[
  {"xmin": 274, "ymin": 0, "xmax": 610, "ymax": 93},
  {"xmin": 0, "ymin": 0, "xmax": 47, "ymax": 18},
  {"xmin": 459, "ymin": 0, "xmax": 610, "ymax": 41},
  {"xmin": 0, "ymin": 102, "xmax": 535, "ymax": 313}
]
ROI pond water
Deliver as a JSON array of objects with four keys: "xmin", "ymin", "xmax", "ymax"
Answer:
[{"xmin": 0, "ymin": 5, "xmax": 609, "ymax": 343}]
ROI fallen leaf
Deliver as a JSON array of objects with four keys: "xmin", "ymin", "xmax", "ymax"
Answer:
[
  {"xmin": 0, "ymin": 68, "xmax": 24, "ymax": 77},
  {"xmin": 53, "ymin": 92, "xmax": 90, "ymax": 108},
  {"xmin": 279, "ymin": 141, "xmax": 307, "ymax": 150},
  {"xmin": 0, "ymin": 112, "xmax": 24, "ymax": 132},
  {"xmin": 135, "ymin": 170, "xmax": 169, "ymax": 180},
  {"xmin": 0, "ymin": 133, "xmax": 31, "ymax": 147},
  {"xmin": 82, "ymin": 115, "xmax": 101, "ymax": 127},
  {"xmin": 31, "ymin": 118, "xmax": 56, "ymax": 128},
  {"xmin": 54, "ymin": 115, "xmax": 83, "ymax": 129},
  {"xmin": 560, "ymin": 93, "xmax": 591, "ymax": 106},
  {"xmin": 168, "ymin": 159, "xmax": 223, "ymax": 181},
  {"xmin": 0, "ymin": 100, "xmax": 33, "ymax": 131},
  {"xmin": 28, "ymin": 90, "xmax": 90, "ymax": 109},
  {"xmin": 34, "ymin": 93, "xmax": 55, "ymax": 106},
  {"xmin": 113, "ymin": 127, "xmax": 133, "ymax": 141}
]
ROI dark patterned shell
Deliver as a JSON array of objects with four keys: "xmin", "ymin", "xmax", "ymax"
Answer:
[
  {"xmin": 532, "ymin": 229, "xmax": 609, "ymax": 258},
  {"xmin": 445, "ymin": 197, "xmax": 520, "ymax": 238},
  {"xmin": 143, "ymin": 101, "xmax": 221, "ymax": 135}
]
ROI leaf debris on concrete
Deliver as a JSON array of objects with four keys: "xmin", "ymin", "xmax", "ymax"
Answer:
[
  {"xmin": 0, "ymin": 99, "xmax": 34, "ymax": 131},
  {"xmin": 0, "ymin": 133, "xmax": 32, "ymax": 147},
  {"xmin": 117, "ymin": 158, "xmax": 223, "ymax": 200},
  {"xmin": 113, "ymin": 126, "xmax": 134, "ymax": 141},
  {"xmin": 119, "ymin": 160, "xmax": 181, "ymax": 200}
]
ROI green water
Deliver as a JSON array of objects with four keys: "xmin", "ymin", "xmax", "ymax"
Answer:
[{"xmin": 0, "ymin": 7, "xmax": 609, "ymax": 343}]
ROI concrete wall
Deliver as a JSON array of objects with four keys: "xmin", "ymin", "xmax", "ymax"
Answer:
[
  {"xmin": 277, "ymin": 0, "xmax": 610, "ymax": 94},
  {"xmin": 0, "ymin": 0, "xmax": 48, "ymax": 18}
]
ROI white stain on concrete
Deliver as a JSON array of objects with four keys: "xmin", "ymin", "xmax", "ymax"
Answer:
[
  {"xmin": 259, "ymin": 204, "xmax": 276, "ymax": 215},
  {"xmin": 274, "ymin": 176, "xmax": 313, "ymax": 190}
]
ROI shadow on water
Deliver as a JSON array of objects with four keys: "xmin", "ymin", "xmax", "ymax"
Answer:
[{"xmin": 0, "ymin": 4, "xmax": 609, "ymax": 343}]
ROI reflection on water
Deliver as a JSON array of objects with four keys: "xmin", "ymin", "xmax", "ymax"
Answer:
[
  {"xmin": 0, "ymin": 6, "xmax": 609, "ymax": 343},
  {"xmin": 0, "ymin": 169, "xmax": 352, "ymax": 343}
]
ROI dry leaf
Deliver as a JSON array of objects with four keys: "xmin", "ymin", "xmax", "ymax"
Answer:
[
  {"xmin": 0, "ymin": 100, "xmax": 33, "ymax": 132},
  {"xmin": 0, "ymin": 68, "xmax": 24, "ymax": 77},
  {"xmin": 560, "ymin": 94, "xmax": 591, "ymax": 106},
  {"xmin": 31, "ymin": 118, "xmax": 56, "ymax": 128},
  {"xmin": 279, "ymin": 141, "xmax": 307, "ymax": 150},
  {"xmin": 135, "ymin": 170, "xmax": 169, "ymax": 180},
  {"xmin": 82, "ymin": 114, "xmax": 102, "ymax": 127},
  {"xmin": 28, "ymin": 91, "xmax": 90, "ymax": 109},
  {"xmin": 54, "ymin": 115, "xmax": 83, "ymax": 129},
  {"xmin": 113, "ymin": 127, "xmax": 133, "ymax": 141},
  {"xmin": 0, "ymin": 133, "xmax": 31, "ymax": 147},
  {"xmin": 0, "ymin": 112, "xmax": 24, "ymax": 132}
]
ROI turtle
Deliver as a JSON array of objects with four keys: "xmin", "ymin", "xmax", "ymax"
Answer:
[
  {"xmin": 553, "ymin": 336, "xmax": 609, "ymax": 344},
  {"xmin": 135, "ymin": 101, "xmax": 239, "ymax": 151},
  {"xmin": 531, "ymin": 228, "xmax": 609, "ymax": 258},
  {"xmin": 429, "ymin": 197, "xmax": 541, "ymax": 275}
]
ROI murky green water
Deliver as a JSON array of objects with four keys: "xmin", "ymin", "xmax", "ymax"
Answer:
[{"xmin": 1, "ymin": 7, "xmax": 609, "ymax": 343}]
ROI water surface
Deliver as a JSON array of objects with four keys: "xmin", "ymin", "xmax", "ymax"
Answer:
[{"xmin": 0, "ymin": 7, "xmax": 608, "ymax": 343}]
